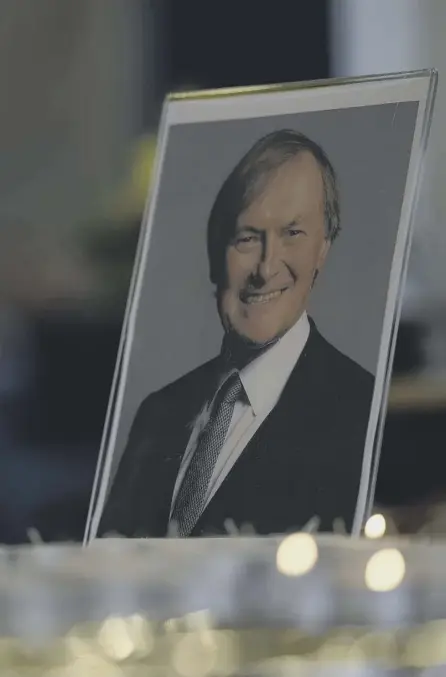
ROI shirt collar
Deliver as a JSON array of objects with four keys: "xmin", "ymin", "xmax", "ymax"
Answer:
[{"xmin": 238, "ymin": 311, "xmax": 310, "ymax": 416}]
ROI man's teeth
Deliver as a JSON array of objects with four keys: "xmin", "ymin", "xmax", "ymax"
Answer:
[{"xmin": 245, "ymin": 290, "xmax": 283, "ymax": 304}]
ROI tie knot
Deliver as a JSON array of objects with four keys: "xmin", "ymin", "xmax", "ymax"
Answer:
[{"xmin": 217, "ymin": 370, "xmax": 243, "ymax": 406}]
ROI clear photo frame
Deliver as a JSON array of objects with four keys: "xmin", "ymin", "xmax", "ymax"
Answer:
[{"xmin": 84, "ymin": 69, "xmax": 438, "ymax": 544}]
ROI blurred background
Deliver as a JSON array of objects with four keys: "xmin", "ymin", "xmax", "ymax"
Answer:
[{"xmin": 0, "ymin": 0, "xmax": 445, "ymax": 544}]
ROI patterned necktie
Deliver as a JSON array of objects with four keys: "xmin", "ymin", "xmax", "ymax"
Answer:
[{"xmin": 171, "ymin": 370, "xmax": 243, "ymax": 536}]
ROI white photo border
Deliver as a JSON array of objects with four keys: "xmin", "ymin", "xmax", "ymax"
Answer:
[{"xmin": 84, "ymin": 69, "xmax": 438, "ymax": 544}]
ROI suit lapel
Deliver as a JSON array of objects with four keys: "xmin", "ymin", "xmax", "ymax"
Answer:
[
  {"xmin": 192, "ymin": 325, "xmax": 325, "ymax": 533},
  {"xmin": 141, "ymin": 357, "xmax": 223, "ymax": 534}
]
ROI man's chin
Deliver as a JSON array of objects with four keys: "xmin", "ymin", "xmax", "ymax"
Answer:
[
  {"xmin": 222, "ymin": 310, "xmax": 284, "ymax": 348},
  {"xmin": 221, "ymin": 322, "xmax": 282, "ymax": 368},
  {"xmin": 233, "ymin": 327, "xmax": 281, "ymax": 349}
]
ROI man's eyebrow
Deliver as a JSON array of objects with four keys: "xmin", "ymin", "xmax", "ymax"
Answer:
[
  {"xmin": 235, "ymin": 225, "xmax": 262, "ymax": 234},
  {"xmin": 236, "ymin": 218, "xmax": 304, "ymax": 234}
]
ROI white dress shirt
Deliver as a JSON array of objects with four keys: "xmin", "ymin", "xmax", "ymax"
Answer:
[{"xmin": 170, "ymin": 311, "xmax": 310, "ymax": 516}]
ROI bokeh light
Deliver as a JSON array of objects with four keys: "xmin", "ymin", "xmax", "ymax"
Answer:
[
  {"xmin": 365, "ymin": 548, "xmax": 406, "ymax": 592},
  {"xmin": 364, "ymin": 513, "xmax": 387, "ymax": 539},
  {"xmin": 276, "ymin": 532, "xmax": 318, "ymax": 577}
]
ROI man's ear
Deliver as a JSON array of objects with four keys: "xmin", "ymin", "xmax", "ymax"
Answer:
[
  {"xmin": 312, "ymin": 239, "xmax": 331, "ymax": 288},
  {"xmin": 317, "ymin": 238, "xmax": 331, "ymax": 270}
]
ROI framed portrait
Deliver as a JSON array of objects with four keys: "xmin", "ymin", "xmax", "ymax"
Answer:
[{"xmin": 85, "ymin": 69, "xmax": 437, "ymax": 542}]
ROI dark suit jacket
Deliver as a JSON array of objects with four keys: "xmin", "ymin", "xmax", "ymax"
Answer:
[{"xmin": 98, "ymin": 321, "xmax": 375, "ymax": 538}]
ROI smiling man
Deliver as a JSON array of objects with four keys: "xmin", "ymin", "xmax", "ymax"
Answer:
[{"xmin": 98, "ymin": 129, "xmax": 375, "ymax": 539}]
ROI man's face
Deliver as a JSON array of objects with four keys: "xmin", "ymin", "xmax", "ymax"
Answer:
[{"xmin": 218, "ymin": 151, "xmax": 331, "ymax": 345}]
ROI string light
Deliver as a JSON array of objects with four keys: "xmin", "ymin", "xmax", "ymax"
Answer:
[
  {"xmin": 276, "ymin": 532, "xmax": 318, "ymax": 577},
  {"xmin": 365, "ymin": 548, "xmax": 406, "ymax": 592},
  {"xmin": 364, "ymin": 513, "xmax": 387, "ymax": 539},
  {"xmin": 97, "ymin": 616, "xmax": 135, "ymax": 661}
]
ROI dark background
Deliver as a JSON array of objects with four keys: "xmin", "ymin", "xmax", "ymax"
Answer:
[
  {"xmin": 0, "ymin": 1, "xmax": 441, "ymax": 544},
  {"xmin": 166, "ymin": 2, "xmax": 329, "ymax": 90}
]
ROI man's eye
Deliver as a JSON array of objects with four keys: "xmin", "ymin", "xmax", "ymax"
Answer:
[
  {"xmin": 235, "ymin": 234, "xmax": 260, "ymax": 248},
  {"xmin": 287, "ymin": 228, "xmax": 304, "ymax": 237}
]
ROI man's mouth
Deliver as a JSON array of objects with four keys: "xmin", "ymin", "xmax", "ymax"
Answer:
[{"xmin": 241, "ymin": 287, "xmax": 288, "ymax": 305}]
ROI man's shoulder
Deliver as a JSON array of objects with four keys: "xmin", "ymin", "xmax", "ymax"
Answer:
[
  {"xmin": 316, "ymin": 330, "xmax": 374, "ymax": 386},
  {"xmin": 306, "ymin": 322, "xmax": 375, "ymax": 401},
  {"xmin": 137, "ymin": 355, "xmax": 221, "ymax": 414}
]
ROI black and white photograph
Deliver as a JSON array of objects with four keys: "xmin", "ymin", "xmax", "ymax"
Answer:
[{"xmin": 85, "ymin": 71, "xmax": 436, "ymax": 541}]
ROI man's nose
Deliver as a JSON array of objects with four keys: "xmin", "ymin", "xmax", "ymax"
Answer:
[{"xmin": 256, "ymin": 233, "xmax": 280, "ymax": 280}]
